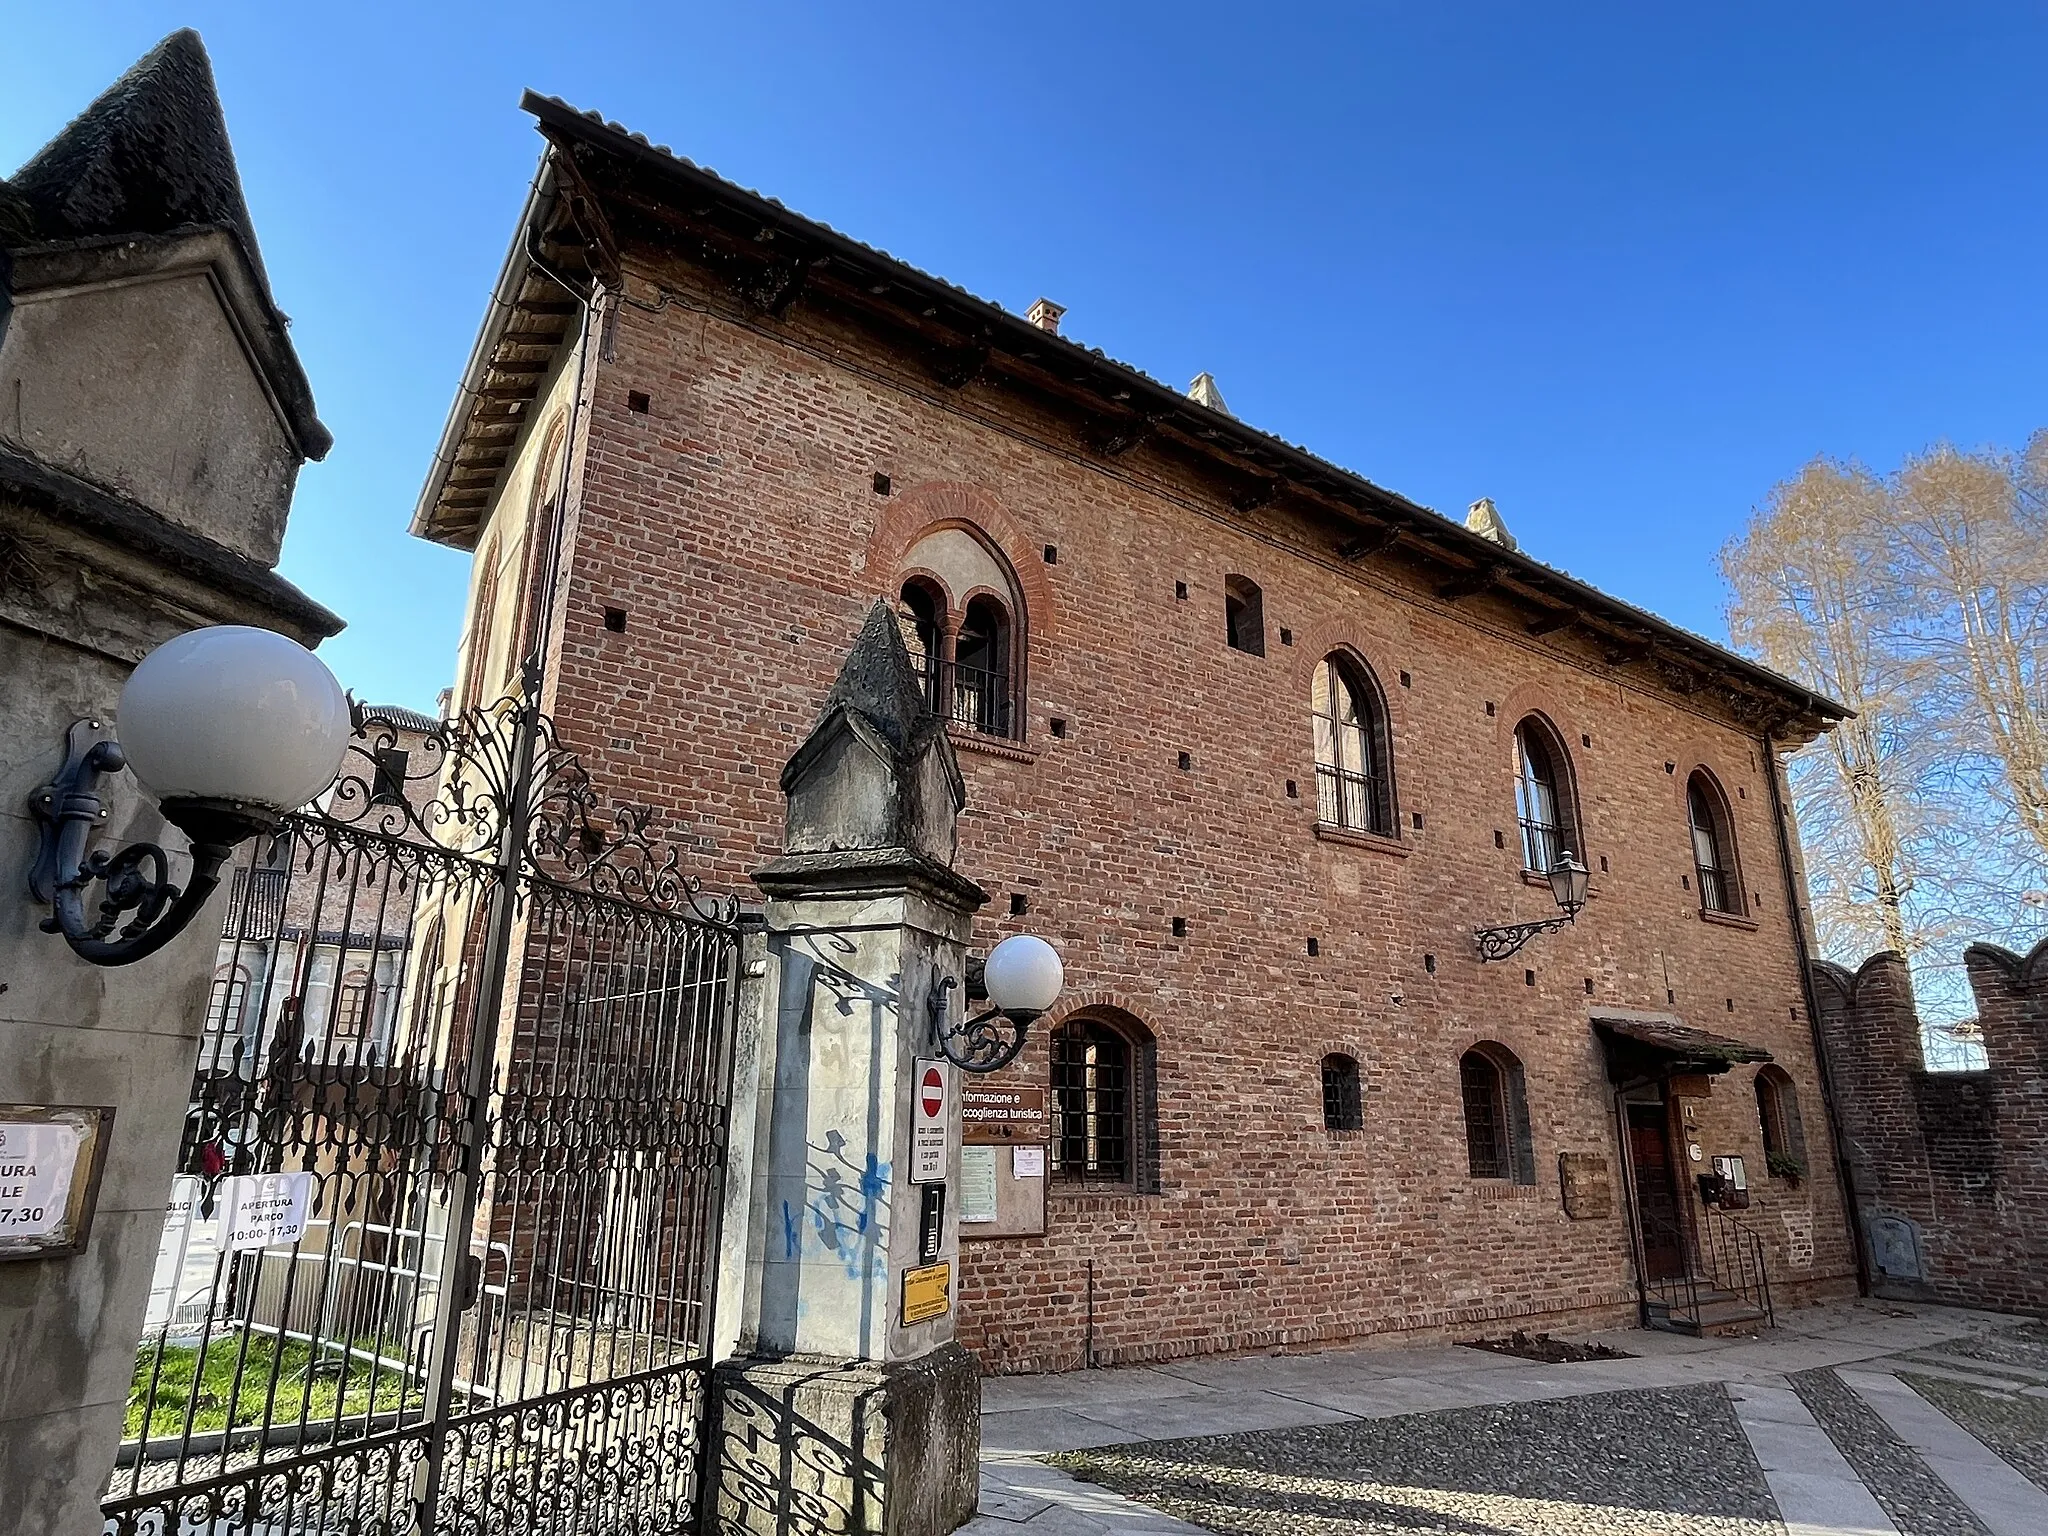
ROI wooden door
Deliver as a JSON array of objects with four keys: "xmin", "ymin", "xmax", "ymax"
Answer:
[{"xmin": 1627, "ymin": 1102, "xmax": 1687, "ymax": 1280}]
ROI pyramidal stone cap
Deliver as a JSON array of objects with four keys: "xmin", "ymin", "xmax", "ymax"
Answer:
[{"xmin": 775, "ymin": 600, "xmax": 967, "ymax": 867}]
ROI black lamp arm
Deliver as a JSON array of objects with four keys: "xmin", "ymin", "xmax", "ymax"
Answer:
[
  {"xmin": 928, "ymin": 969, "xmax": 1035, "ymax": 1074},
  {"xmin": 29, "ymin": 720, "xmax": 274, "ymax": 967},
  {"xmin": 1472, "ymin": 911, "xmax": 1577, "ymax": 963}
]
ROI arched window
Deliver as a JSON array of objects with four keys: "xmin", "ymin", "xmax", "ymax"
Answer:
[
  {"xmin": 897, "ymin": 579, "xmax": 945, "ymax": 710},
  {"xmin": 1313, "ymin": 655, "xmax": 1393, "ymax": 834},
  {"xmin": 1460, "ymin": 1044, "xmax": 1535, "ymax": 1183},
  {"xmin": 512, "ymin": 421, "xmax": 569, "ymax": 669},
  {"xmin": 1224, "ymin": 575, "xmax": 1265, "ymax": 655},
  {"xmin": 1514, "ymin": 718, "xmax": 1579, "ymax": 873},
  {"xmin": 334, "ymin": 971, "xmax": 373, "ymax": 1039},
  {"xmin": 461, "ymin": 547, "xmax": 501, "ymax": 711},
  {"xmin": 1322, "ymin": 1054, "xmax": 1363, "ymax": 1131},
  {"xmin": 954, "ymin": 595, "xmax": 1013, "ymax": 738},
  {"xmin": 1688, "ymin": 772, "xmax": 1741, "ymax": 914},
  {"xmin": 1051, "ymin": 1014, "xmax": 1157, "ymax": 1190},
  {"xmin": 1755, "ymin": 1066, "xmax": 1807, "ymax": 1177}
]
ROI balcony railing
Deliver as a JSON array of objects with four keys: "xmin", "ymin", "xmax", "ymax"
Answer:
[{"xmin": 908, "ymin": 653, "xmax": 1017, "ymax": 741}]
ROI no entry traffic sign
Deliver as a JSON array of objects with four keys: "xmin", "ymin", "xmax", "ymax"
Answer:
[{"xmin": 910, "ymin": 1057, "xmax": 949, "ymax": 1184}]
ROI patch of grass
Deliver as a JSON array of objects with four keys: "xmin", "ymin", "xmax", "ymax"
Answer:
[{"xmin": 127, "ymin": 1334, "xmax": 420, "ymax": 1440}]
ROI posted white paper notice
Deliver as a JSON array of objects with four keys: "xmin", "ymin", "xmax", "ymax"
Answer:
[
  {"xmin": 0, "ymin": 1122, "xmax": 82, "ymax": 1241},
  {"xmin": 1012, "ymin": 1145, "xmax": 1045, "ymax": 1179},
  {"xmin": 959, "ymin": 1146, "xmax": 998, "ymax": 1223},
  {"xmin": 219, "ymin": 1172, "xmax": 314, "ymax": 1252}
]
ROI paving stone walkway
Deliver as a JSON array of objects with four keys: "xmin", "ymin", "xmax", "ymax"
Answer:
[{"xmin": 962, "ymin": 1303, "xmax": 2048, "ymax": 1536}]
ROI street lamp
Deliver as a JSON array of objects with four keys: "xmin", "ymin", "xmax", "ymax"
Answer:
[
  {"xmin": 1472, "ymin": 850, "xmax": 1591, "ymax": 962},
  {"xmin": 929, "ymin": 933, "xmax": 1064, "ymax": 1073},
  {"xmin": 28, "ymin": 625, "xmax": 352, "ymax": 966}
]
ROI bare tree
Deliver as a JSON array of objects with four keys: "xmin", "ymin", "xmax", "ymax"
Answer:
[
  {"xmin": 1889, "ymin": 442, "xmax": 2048, "ymax": 876},
  {"xmin": 1723, "ymin": 459, "xmax": 1940, "ymax": 962}
]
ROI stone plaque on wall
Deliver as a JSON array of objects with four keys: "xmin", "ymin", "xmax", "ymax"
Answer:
[{"xmin": 1559, "ymin": 1152, "xmax": 1613, "ymax": 1220}]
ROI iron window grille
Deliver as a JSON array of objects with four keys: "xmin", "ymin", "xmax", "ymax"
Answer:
[
  {"xmin": 1515, "ymin": 722, "xmax": 1571, "ymax": 872},
  {"xmin": 1052, "ymin": 1020, "xmax": 1132, "ymax": 1183},
  {"xmin": 1322, "ymin": 1054, "xmax": 1363, "ymax": 1131},
  {"xmin": 1460, "ymin": 1052, "xmax": 1511, "ymax": 1179},
  {"xmin": 1313, "ymin": 658, "xmax": 1390, "ymax": 834},
  {"xmin": 1689, "ymin": 777, "xmax": 1736, "ymax": 913}
]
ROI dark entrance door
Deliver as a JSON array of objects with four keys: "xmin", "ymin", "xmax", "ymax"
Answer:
[{"xmin": 1627, "ymin": 1102, "xmax": 1687, "ymax": 1280}]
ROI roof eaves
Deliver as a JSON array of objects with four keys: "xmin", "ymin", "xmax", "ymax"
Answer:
[
  {"xmin": 409, "ymin": 158, "xmax": 565, "ymax": 543},
  {"xmin": 516, "ymin": 93, "xmax": 1849, "ymax": 725}
]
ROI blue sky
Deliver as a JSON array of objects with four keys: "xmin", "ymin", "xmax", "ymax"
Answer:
[{"xmin": 6, "ymin": 4, "xmax": 2045, "ymax": 713}]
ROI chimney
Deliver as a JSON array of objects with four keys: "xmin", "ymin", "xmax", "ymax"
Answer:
[
  {"xmin": 1026, "ymin": 297, "xmax": 1065, "ymax": 334},
  {"xmin": 1465, "ymin": 497, "xmax": 1518, "ymax": 552},
  {"xmin": 1187, "ymin": 372, "xmax": 1230, "ymax": 415}
]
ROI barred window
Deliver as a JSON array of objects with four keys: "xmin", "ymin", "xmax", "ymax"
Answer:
[
  {"xmin": 954, "ymin": 596, "xmax": 1013, "ymax": 738},
  {"xmin": 1313, "ymin": 656, "xmax": 1394, "ymax": 835},
  {"xmin": 1460, "ymin": 1043, "xmax": 1535, "ymax": 1184},
  {"xmin": 1051, "ymin": 1014, "xmax": 1156, "ymax": 1188},
  {"xmin": 1322, "ymin": 1054, "xmax": 1363, "ymax": 1131},
  {"xmin": 1514, "ymin": 718, "xmax": 1578, "ymax": 873},
  {"xmin": 1688, "ymin": 772, "xmax": 1740, "ymax": 914}
]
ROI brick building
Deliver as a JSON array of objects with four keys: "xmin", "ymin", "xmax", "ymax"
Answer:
[{"xmin": 410, "ymin": 96, "xmax": 1860, "ymax": 1370}]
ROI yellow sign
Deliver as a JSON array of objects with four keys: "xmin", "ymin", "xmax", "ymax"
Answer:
[{"xmin": 901, "ymin": 1261, "xmax": 951, "ymax": 1325}]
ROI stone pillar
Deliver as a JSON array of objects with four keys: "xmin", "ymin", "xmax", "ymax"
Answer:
[
  {"xmin": 0, "ymin": 34, "xmax": 338, "ymax": 1532},
  {"xmin": 711, "ymin": 601, "xmax": 986, "ymax": 1536}
]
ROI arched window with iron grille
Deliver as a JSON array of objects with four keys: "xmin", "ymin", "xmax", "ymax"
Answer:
[
  {"xmin": 1312, "ymin": 654, "xmax": 1395, "ymax": 835},
  {"xmin": 1460, "ymin": 1043, "xmax": 1535, "ymax": 1184},
  {"xmin": 1051, "ymin": 1013, "xmax": 1158, "ymax": 1190},
  {"xmin": 1514, "ymin": 717, "xmax": 1580, "ymax": 873}
]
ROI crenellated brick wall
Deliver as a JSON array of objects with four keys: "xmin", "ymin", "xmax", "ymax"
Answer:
[{"xmin": 1812, "ymin": 945, "xmax": 2048, "ymax": 1315}]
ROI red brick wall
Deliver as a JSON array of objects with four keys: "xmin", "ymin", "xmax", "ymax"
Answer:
[
  {"xmin": 1814, "ymin": 945, "xmax": 2048, "ymax": 1315},
  {"xmin": 513, "ymin": 261, "xmax": 1858, "ymax": 1370}
]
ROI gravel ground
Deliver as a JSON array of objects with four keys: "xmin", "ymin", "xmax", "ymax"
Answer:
[
  {"xmin": 1938, "ymin": 1321, "xmax": 2048, "ymax": 1378},
  {"xmin": 1050, "ymin": 1385, "xmax": 1781, "ymax": 1535},
  {"xmin": 1788, "ymin": 1369, "xmax": 1990, "ymax": 1536},
  {"xmin": 1896, "ymin": 1371, "xmax": 2048, "ymax": 1495}
]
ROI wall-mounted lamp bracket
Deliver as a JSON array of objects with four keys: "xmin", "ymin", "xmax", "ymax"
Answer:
[
  {"xmin": 28, "ymin": 718, "xmax": 276, "ymax": 967},
  {"xmin": 927, "ymin": 966, "xmax": 1032, "ymax": 1074},
  {"xmin": 1472, "ymin": 912, "xmax": 1577, "ymax": 963}
]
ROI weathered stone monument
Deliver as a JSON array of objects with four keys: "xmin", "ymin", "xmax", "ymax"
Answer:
[{"xmin": 711, "ymin": 600, "xmax": 986, "ymax": 1534}]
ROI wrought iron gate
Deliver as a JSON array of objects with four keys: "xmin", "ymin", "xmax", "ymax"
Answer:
[{"xmin": 104, "ymin": 697, "xmax": 741, "ymax": 1535}]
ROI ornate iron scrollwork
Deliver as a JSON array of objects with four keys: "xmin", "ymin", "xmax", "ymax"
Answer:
[
  {"xmin": 28, "ymin": 718, "xmax": 278, "ymax": 965},
  {"xmin": 327, "ymin": 694, "xmax": 739, "ymax": 926},
  {"xmin": 928, "ymin": 962, "xmax": 1030, "ymax": 1074},
  {"xmin": 1472, "ymin": 912, "xmax": 1578, "ymax": 963}
]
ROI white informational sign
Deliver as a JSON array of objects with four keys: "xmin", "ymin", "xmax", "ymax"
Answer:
[
  {"xmin": 910, "ymin": 1058, "xmax": 950, "ymax": 1185},
  {"xmin": 1012, "ymin": 1145, "xmax": 1046, "ymax": 1179},
  {"xmin": 959, "ymin": 1146, "xmax": 998, "ymax": 1223},
  {"xmin": 0, "ymin": 1121, "xmax": 82, "ymax": 1242},
  {"xmin": 218, "ymin": 1172, "xmax": 314, "ymax": 1253}
]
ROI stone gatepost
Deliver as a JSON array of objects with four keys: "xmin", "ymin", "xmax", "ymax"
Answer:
[{"xmin": 711, "ymin": 600, "xmax": 986, "ymax": 1535}]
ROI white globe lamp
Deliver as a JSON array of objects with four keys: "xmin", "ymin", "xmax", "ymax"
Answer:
[
  {"xmin": 983, "ymin": 934, "xmax": 1064, "ymax": 1022},
  {"xmin": 119, "ymin": 625, "xmax": 352, "ymax": 816}
]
